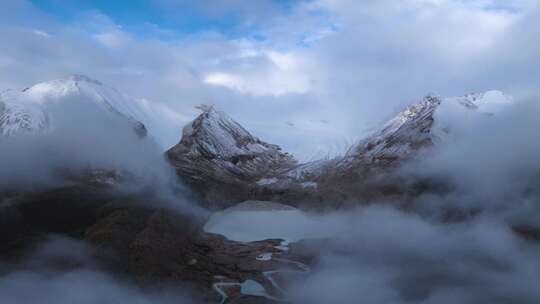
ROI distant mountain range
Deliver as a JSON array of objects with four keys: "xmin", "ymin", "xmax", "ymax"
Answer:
[{"xmin": 0, "ymin": 75, "xmax": 512, "ymax": 207}]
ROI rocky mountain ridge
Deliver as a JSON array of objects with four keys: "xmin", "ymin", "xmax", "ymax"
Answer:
[{"xmin": 167, "ymin": 90, "xmax": 512, "ymax": 208}]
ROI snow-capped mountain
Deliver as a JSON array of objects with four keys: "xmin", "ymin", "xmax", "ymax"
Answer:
[
  {"xmin": 338, "ymin": 90, "xmax": 512, "ymax": 170},
  {"xmin": 166, "ymin": 105, "xmax": 302, "ymax": 208},
  {"xmin": 0, "ymin": 75, "xmax": 147, "ymax": 137},
  {"xmin": 336, "ymin": 94, "xmax": 441, "ymax": 169},
  {"xmin": 167, "ymin": 105, "xmax": 297, "ymax": 183},
  {"xmin": 165, "ymin": 91, "xmax": 512, "ymax": 207}
]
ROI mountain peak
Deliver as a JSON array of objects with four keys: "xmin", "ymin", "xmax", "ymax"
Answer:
[
  {"xmin": 345, "ymin": 94, "xmax": 442, "ymax": 165},
  {"xmin": 176, "ymin": 105, "xmax": 279, "ymax": 160},
  {"xmin": 22, "ymin": 74, "xmax": 105, "ymax": 100},
  {"xmin": 167, "ymin": 106, "xmax": 296, "ymax": 188},
  {"xmin": 339, "ymin": 90, "xmax": 510, "ymax": 169},
  {"xmin": 0, "ymin": 76, "xmax": 147, "ymax": 138}
]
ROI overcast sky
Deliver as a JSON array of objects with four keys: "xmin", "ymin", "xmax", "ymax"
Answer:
[{"xmin": 1, "ymin": 0, "xmax": 539, "ymax": 159}]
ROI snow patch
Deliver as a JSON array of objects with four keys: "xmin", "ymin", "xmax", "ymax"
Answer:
[{"xmin": 256, "ymin": 253, "xmax": 273, "ymax": 261}]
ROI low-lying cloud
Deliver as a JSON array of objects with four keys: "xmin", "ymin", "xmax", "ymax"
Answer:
[
  {"xmin": 0, "ymin": 96, "xmax": 171, "ymax": 188},
  {"xmin": 0, "ymin": 236, "xmax": 195, "ymax": 304},
  {"xmin": 283, "ymin": 95, "xmax": 540, "ymax": 303},
  {"xmin": 289, "ymin": 207, "xmax": 540, "ymax": 304},
  {"xmin": 0, "ymin": 93, "xmax": 203, "ymax": 214},
  {"xmin": 397, "ymin": 96, "xmax": 540, "ymax": 226}
]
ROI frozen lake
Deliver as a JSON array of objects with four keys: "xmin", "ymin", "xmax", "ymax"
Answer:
[{"xmin": 203, "ymin": 201, "xmax": 339, "ymax": 242}]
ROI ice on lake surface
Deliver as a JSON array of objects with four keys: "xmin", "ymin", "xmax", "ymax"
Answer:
[
  {"xmin": 240, "ymin": 280, "xmax": 267, "ymax": 297},
  {"xmin": 204, "ymin": 204, "xmax": 341, "ymax": 242}
]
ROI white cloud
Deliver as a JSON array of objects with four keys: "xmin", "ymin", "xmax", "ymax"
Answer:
[
  {"xmin": 31, "ymin": 29, "xmax": 50, "ymax": 37},
  {"xmin": 203, "ymin": 46, "xmax": 311, "ymax": 96},
  {"xmin": 204, "ymin": 72, "xmax": 244, "ymax": 91},
  {"xmin": 93, "ymin": 29, "xmax": 132, "ymax": 49}
]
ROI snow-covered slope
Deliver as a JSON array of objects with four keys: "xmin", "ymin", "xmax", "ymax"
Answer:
[
  {"xmin": 339, "ymin": 90, "xmax": 512, "ymax": 169},
  {"xmin": 0, "ymin": 94, "xmax": 49, "ymax": 136},
  {"xmin": 167, "ymin": 105, "xmax": 297, "ymax": 183},
  {"xmin": 0, "ymin": 75, "xmax": 147, "ymax": 137}
]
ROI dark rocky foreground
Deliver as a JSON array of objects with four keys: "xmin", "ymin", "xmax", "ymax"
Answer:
[{"xmin": 0, "ymin": 183, "xmax": 316, "ymax": 303}]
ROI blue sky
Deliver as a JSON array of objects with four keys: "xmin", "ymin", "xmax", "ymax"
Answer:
[{"xmin": 29, "ymin": 0, "xmax": 304, "ymax": 39}]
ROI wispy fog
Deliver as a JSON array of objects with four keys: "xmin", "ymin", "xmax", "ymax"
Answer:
[
  {"xmin": 284, "ymin": 96, "xmax": 540, "ymax": 303},
  {"xmin": 289, "ymin": 207, "xmax": 540, "ymax": 304},
  {"xmin": 0, "ymin": 96, "xmax": 171, "ymax": 189},
  {"xmin": 401, "ymin": 97, "xmax": 540, "ymax": 225},
  {"xmin": 0, "ymin": 93, "xmax": 203, "ymax": 214},
  {"xmin": 0, "ymin": 236, "xmax": 194, "ymax": 304}
]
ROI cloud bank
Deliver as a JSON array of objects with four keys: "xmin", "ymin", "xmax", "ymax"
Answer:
[{"xmin": 289, "ymin": 207, "xmax": 540, "ymax": 304}]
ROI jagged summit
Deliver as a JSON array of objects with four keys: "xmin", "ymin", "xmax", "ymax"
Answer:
[
  {"xmin": 338, "ymin": 90, "xmax": 511, "ymax": 169},
  {"xmin": 168, "ymin": 105, "xmax": 296, "ymax": 182},
  {"xmin": 345, "ymin": 94, "xmax": 442, "ymax": 165},
  {"xmin": 166, "ymin": 105, "xmax": 299, "ymax": 207},
  {"xmin": 178, "ymin": 105, "xmax": 281, "ymax": 160}
]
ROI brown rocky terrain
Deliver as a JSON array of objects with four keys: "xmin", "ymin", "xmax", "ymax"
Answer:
[{"xmin": 0, "ymin": 182, "xmax": 317, "ymax": 303}]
